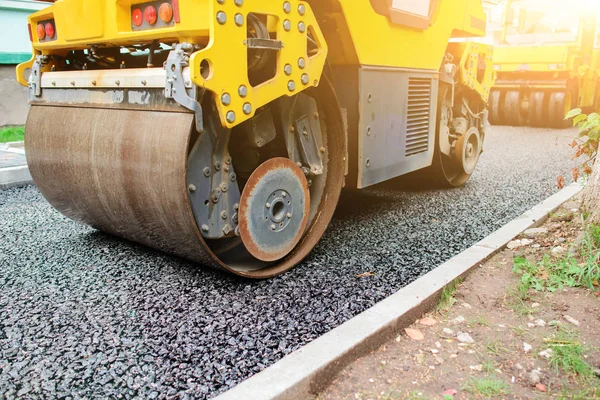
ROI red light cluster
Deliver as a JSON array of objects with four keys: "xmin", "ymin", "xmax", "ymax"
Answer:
[
  {"xmin": 132, "ymin": 2, "xmax": 173, "ymax": 27},
  {"xmin": 36, "ymin": 20, "xmax": 56, "ymax": 41}
]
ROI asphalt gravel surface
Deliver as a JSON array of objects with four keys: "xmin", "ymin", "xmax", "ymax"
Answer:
[{"xmin": 0, "ymin": 126, "xmax": 579, "ymax": 399}]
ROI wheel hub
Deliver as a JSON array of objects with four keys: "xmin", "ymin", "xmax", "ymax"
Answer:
[
  {"xmin": 454, "ymin": 127, "xmax": 481, "ymax": 175},
  {"xmin": 238, "ymin": 157, "xmax": 310, "ymax": 262}
]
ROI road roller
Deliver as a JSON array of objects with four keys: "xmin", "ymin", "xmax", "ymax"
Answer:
[
  {"xmin": 489, "ymin": 0, "xmax": 600, "ymax": 128},
  {"xmin": 17, "ymin": 0, "xmax": 493, "ymax": 278}
]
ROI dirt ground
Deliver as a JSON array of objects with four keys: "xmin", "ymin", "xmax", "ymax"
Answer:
[{"xmin": 318, "ymin": 198, "xmax": 600, "ymax": 399}]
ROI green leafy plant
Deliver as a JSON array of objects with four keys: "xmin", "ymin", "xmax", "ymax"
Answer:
[
  {"xmin": 461, "ymin": 377, "xmax": 510, "ymax": 397},
  {"xmin": 0, "ymin": 126, "xmax": 24, "ymax": 143}
]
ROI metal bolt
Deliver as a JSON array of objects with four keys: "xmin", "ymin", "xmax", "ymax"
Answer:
[
  {"xmin": 283, "ymin": 19, "xmax": 291, "ymax": 31},
  {"xmin": 223, "ymin": 224, "xmax": 232, "ymax": 235},
  {"xmin": 238, "ymin": 85, "xmax": 248, "ymax": 97},
  {"xmin": 266, "ymin": 202, "xmax": 271, "ymax": 209},
  {"xmin": 283, "ymin": 1, "xmax": 291, "ymax": 13},
  {"xmin": 234, "ymin": 0, "xmax": 243, "ymax": 5},
  {"xmin": 234, "ymin": 203, "xmax": 239, "ymax": 211},
  {"xmin": 216, "ymin": 11, "xmax": 227, "ymax": 25},
  {"xmin": 203, "ymin": 167, "xmax": 211, "ymax": 177},
  {"xmin": 226, "ymin": 111, "xmax": 236, "ymax": 123},
  {"xmin": 234, "ymin": 13, "xmax": 244, "ymax": 26},
  {"xmin": 217, "ymin": 0, "xmax": 224, "ymax": 4},
  {"xmin": 232, "ymin": 213, "xmax": 238, "ymax": 224},
  {"xmin": 242, "ymin": 103, "xmax": 252, "ymax": 115},
  {"xmin": 313, "ymin": 112, "xmax": 319, "ymax": 119},
  {"xmin": 288, "ymin": 81, "xmax": 296, "ymax": 92},
  {"xmin": 298, "ymin": 21, "xmax": 306, "ymax": 33},
  {"xmin": 188, "ymin": 184, "xmax": 196, "ymax": 192},
  {"xmin": 320, "ymin": 146, "xmax": 326, "ymax": 153},
  {"xmin": 221, "ymin": 211, "xmax": 228, "ymax": 220},
  {"xmin": 298, "ymin": 58, "xmax": 306, "ymax": 69},
  {"xmin": 301, "ymin": 74, "xmax": 309, "ymax": 85},
  {"xmin": 202, "ymin": 224, "xmax": 210, "ymax": 232},
  {"xmin": 282, "ymin": 192, "xmax": 287, "ymax": 197},
  {"xmin": 214, "ymin": 161, "xmax": 221, "ymax": 171},
  {"xmin": 298, "ymin": 4, "xmax": 306, "ymax": 15},
  {"xmin": 284, "ymin": 64, "xmax": 292, "ymax": 75},
  {"xmin": 271, "ymin": 224, "xmax": 277, "ymax": 230},
  {"xmin": 221, "ymin": 93, "xmax": 231, "ymax": 106},
  {"xmin": 302, "ymin": 127, "xmax": 309, "ymax": 138},
  {"xmin": 220, "ymin": 183, "xmax": 228, "ymax": 192},
  {"xmin": 230, "ymin": 173, "xmax": 237, "ymax": 182},
  {"xmin": 286, "ymin": 212, "xmax": 292, "ymax": 219}
]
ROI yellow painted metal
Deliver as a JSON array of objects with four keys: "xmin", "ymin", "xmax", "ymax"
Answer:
[
  {"xmin": 188, "ymin": 1, "xmax": 328, "ymax": 129},
  {"xmin": 493, "ymin": 45, "xmax": 573, "ymax": 73},
  {"xmin": 449, "ymin": 41, "xmax": 495, "ymax": 103}
]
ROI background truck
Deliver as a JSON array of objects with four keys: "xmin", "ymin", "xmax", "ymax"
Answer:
[
  {"xmin": 488, "ymin": 0, "xmax": 600, "ymax": 128},
  {"xmin": 17, "ymin": 0, "xmax": 493, "ymax": 277}
]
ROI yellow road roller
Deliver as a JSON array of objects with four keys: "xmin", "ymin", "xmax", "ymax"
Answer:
[
  {"xmin": 17, "ymin": 0, "xmax": 493, "ymax": 277},
  {"xmin": 489, "ymin": 0, "xmax": 599, "ymax": 128}
]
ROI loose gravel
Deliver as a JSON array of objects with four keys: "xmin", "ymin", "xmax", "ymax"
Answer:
[{"xmin": 0, "ymin": 126, "xmax": 578, "ymax": 399}]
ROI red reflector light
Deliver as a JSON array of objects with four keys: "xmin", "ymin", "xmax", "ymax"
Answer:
[
  {"xmin": 36, "ymin": 23, "xmax": 46, "ymax": 40},
  {"xmin": 28, "ymin": 24, "xmax": 33, "ymax": 42},
  {"xmin": 45, "ymin": 22, "xmax": 55, "ymax": 39},
  {"xmin": 144, "ymin": 5, "xmax": 157, "ymax": 25},
  {"xmin": 132, "ymin": 8, "xmax": 143, "ymax": 26},
  {"xmin": 159, "ymin": 3, "xmax": 173, "ymax": 23}
]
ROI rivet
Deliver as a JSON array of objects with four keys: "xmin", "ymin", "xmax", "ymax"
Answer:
[
  {"xmin": 234, "ymin": 13, "xmax": 244, "ymax": 26},
  {"xmin": 217, "ymin": 0, "xmax": 224, "ymax": 3},
  {"xmin": 286, "ymin": 212, "xmax": 292, "ymax": 219},
  {"xmin": 220, "ymin": 183, "xmax": 228, "ymax": 192},
  {"xmin": 298, "ymin": 4, "xmax": 306, "ymax": 15},
  {"xmin": 298, "ymin": 21, "xmax": 306, "ymax": 33},
  {"xmin": 216, "ymin": 11, "xmax": 227, "ymax": 25},
  {"xmin": 202, "ymin": 224, "xmax": 210, "ymax": 232},
  {"xmin": 271, "ymin": 224, "xmax": 277, "ymax": 230},
  {"xmin": 234, "ymin": 0, "xmax": 243, "ymax": 5},
  {"xmin": 283, "ymin": 19, "xmax": 291, "ymax": 31},
  {"xmin": 284, "ymin": 64, "xmax": 293, "ymax": 75},
  {"xmin": 226, "ymin": 111, "xmax": 236, "ymax": 123},
  {"xmin": 230, "ymin": 173, "xmax": 237, "ymax": 182},
  {"xmin": 298, "ymin": 58, "xmax": 306, "ymax": 69},
  {"xmin": 214, "ymin": 161, "xmax": 221, "ymax": 170},
  {"xmin": 282, "ymin": 192, "xmax": 287, "ymax": 197},
  {"xmin": 301, "ymin": 74, "xmax": 309, "ymax": 85},
  {"xmin": 221, "ymin": 93, "xmax": 231, "ymax": 106},
  {"xmin": 283, "ymin": 1, "xmax": 291, "ymax": 13},
  {"xmin": 266, "ymin": 202, "xmax": 271, "ymax": 209},
  {"xmin": 221, "ymin": 211, "xmax": 228, "ymax": 220},
  {"xmin": 243, "ymin": 103, "xmax": 252, "ymax": 115},
  {"xmin": 188, "ymin": 184, "xmax": 196, "ymax": 192},
  {"xmin": 203, "ymin": 167, "xmax": 211, "ymax": 177},
  {"xmin": 238, "ymin": 85, "xmax": 248, "ymax": 97},
  {"xmin": 288, "ymin": 81, "xmax": 296, "ymax": 92},
  {"xmin": 234, "ymin": 203, "xmax": 239, "ymax": 211}
]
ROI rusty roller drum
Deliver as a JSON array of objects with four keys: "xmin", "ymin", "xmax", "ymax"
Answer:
[{"xmin": 25, "ymin": 83, "xmax": 346, "ymax": 278}]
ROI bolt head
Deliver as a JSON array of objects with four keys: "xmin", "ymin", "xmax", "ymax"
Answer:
[
  {"xmin": 298, "ymin": 4, "xmax": 306, "ymax": 15},
  {"xmin": 238, "ymin": 85, "xmax": 248, "ymax": 97},
  {"xmin": 203, "ymin": 167, "xmax": 211, "ymax": 177},
  {"xmin": 282, "ymin": 192, "xmax": 287, "ymax": 197},
  {"xmin": 266, "ymin": 202, "xmax": 271, "ymax": 209},
  {"xmin": 301, "ymin": 74, "xmax": 309, "ymax": 85},
  {"xmin": 216, "ymin": 11, "xmax": 227, "ymax": 25},
  {"xmin": 287, "ymin": 81, "xmax": 296, "ymax": 92},
  {"xmin": 283, "ymin": 1, "xmax": 291, "ymax": 13},
  {"xmin": 234, "ymin": 0, "xmax": 243, "ymax": 5},
  {"xmin": 234, "ymin": 13, "xmax": 244, "ymax": 26},
  {"xmin": 221, "ymin": 211, "xmax": 228, "ymax": 219},
  {"xmin": 217, "ymin": 0, "xmax": 225, "ymax": 3},
  {"xmin": 221, "ymin": 93, "xmax": 231, "ymax": 106},
  {"xmin": 226, "ymin": 111, "xmax": 236, "ymax": 123},
  {"xmin": 283, "ymin": 19, "xmax": 291, "ymax": 31},
  {"xmin": 271, "ymin": 224, "xmax": 277, "ymax": 230},
  {"xmin": 201, "ymin": 224, "xmax": 210, "ymax": 232},
  {"xmin": 243, "ymin": 103, "xmax": 252, "ymax": 115},
  {"xmin": 188, "ymin": 184, "xmax": 196, "ymax": 192},
  {"xmin": 298, "ymin": 58, "xmax": 306, "ymax": 69},
  {"xmin": 298, "ymin": 21, "xmax": 306, "ymax": 33},
  {"xmin": 286, "ymin": 212, "xmax": 292, "ymax": 219},
  {"xmin": 284, "ymin": 64, "xmax": 293, "ymax": 76}
]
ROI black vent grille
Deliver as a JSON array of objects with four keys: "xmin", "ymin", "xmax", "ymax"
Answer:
[{"xmin": 406, "ymin": 77, "xmax": 432, "ymax": 156}]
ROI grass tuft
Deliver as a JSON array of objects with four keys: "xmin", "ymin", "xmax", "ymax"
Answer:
[
  {"xmin": 436, "ymin": 278, "xmax": 461, "ymax": 313},
  {"xmin": 461, "ymin": 376, "xmax": 510, "ymax": 397},
  {"xmin": 0, "ymin": 126, "xmax": 25, "ymax": 143}
]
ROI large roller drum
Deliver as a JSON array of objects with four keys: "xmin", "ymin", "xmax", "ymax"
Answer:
[{"xmin": 25, "ymin": 82, "xmax": 345, "ymax": 278}]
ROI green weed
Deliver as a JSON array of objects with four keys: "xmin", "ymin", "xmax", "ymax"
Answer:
[
  {"xmin": 0, "ymin": 126, "xmax": 24, "ymax": 143},
  {"xmin": 436, "ymin": 279, "xmax": 461, "ymax": 313},
  {"xmin": 461, "ymin": 376, "xmax": 510, "ymax": 398}
]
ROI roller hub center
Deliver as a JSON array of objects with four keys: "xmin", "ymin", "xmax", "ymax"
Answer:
[{"xmin": 239, "ymin": 158, "xmax": 310, "ymax": 262}]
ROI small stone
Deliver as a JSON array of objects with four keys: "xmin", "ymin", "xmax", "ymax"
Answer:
[
  {"xmin": 416, "ymin": 353, "xmax": 426, "ymax": 365},
  {"xmin": 521, "ymin": 238, "xmax": 534, "ymax": 245},
  {"xmin": 457, "ymin": 332, "xmax": 474, "ymax": 344},
  {"xmin": 534, "ymin": 319, "xmax": 546, "ymax": 327},
  {"xmin": 369, "ymin": 378, "xmax": 374, "ymax": 383},
  {"xmin": 470, "ymin": 364, "xmax": 483, "ymax": 372},
  {"xmin": 524, "ymin": 227, "xmax": 548, "ymax": 237},
  {"xmin": 442, "ymin": 328, "xmax": 455, "ymax": 337},
  {"xmin": 531, "ymin": 303, "xmax": 541, "ymax": 308},
  {"xmin": 515, "ymin": 363, "xmax": 524, "ymax": 370},
  {"xmin": 450, "ymin": 316, "xmax": 465, "ymax": 325},
  {"xmin": 528, "ymin": 370, "xmax": 541, "ymax": 386},
  {"xmin": 527, "ymin": 323, "xmax": 535, "ymax": 328},
  {"xmin": 450, "ymin": 354, "xmax": 458, "ymax": 358},
  {"xmin": 434, "ymin": 356, "xmax": 444, "ymax": 365},
  {"xmin": 523, "ymin": 342, "xmax": 533, "ymax": 353},
  {"xmin": 539, "ymin": 349, "xmax": 553, "ymax": 359},
  {"xmin": 381, "ymin": 360, "xmax": 387, "ymax": 366},
  {"xmin": 431, "ymin": 349, "xmax": 439, "ymax": 354},
  {"xmin": 405, "ymin": 328, "xmax": 424, "ymax": 341},
  {"xmin": 552, "ymin": 246, "xmax": 566, "ymax": 255},
  {"xmin": 532, "ymin": 244, "xmax": 541, "ymax": 248},
  {"xmin": 419, "ymin": 317, "xmax": 437, "ymax": 326},
  {"xmin": 386, "ymin": 379, "xmax": 392, "ymax": 384},
  {"xmin": 507, "ymin": 240, "xmax": 522, "ymax": 249},
  {"xmin": 536, "ymin": 383, "xmax": 547, "ymax": 392},
  {"xmin": 429, "ymin": 365, "xmax": 435, "ymax": 370},
  {"xmin": 435, "ymin": 341, "xmax": 442, "ymax": 348},
  {"xmin": 593, "ymin": 368, "xmax": 600, "ymax": 378},
  {"xmin": 563, "ymin": 315, "xmax": 580, "ymax": 326},
  {"xmin": 461, "ymin": 302, "xmax": 472, "ymax": 309}
]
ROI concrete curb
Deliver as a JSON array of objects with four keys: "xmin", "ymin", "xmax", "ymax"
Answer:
[
  {"xmin": 0, "ymin": 141, "xmax": 25, "ymax": 154},
  {"xmin": 0, "ymin": 165, "xmax": 33, "ymax": 190},
  {"xmin": 213, "ymin": 182, "xmax": 584, "ymax": 400}
]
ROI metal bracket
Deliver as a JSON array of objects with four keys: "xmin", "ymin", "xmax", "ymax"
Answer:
[
  {"xmin": 165, "ymin": 43, "xmax": 204, "ymax": 133},
  {"xmin": 28, "ymin": 55, "xmax": 46, "ymax": 99}
]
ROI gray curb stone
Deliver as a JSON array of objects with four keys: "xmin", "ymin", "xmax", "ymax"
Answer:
[
  {"xmin": 214, "ymin": 182, "xmax": 584, "ymax": 400},
  {"xmin": 0, "ymin": 165, "xmax": 33, "ymax": 190}
]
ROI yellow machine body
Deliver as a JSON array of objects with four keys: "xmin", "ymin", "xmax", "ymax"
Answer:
[
  {"xmin": 489, "ymin": 0, "xmax": 599, "ymax": 128},
  {"xmin": 17, "ymin": 0, "xmax": 493, "ymax": 277}
]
